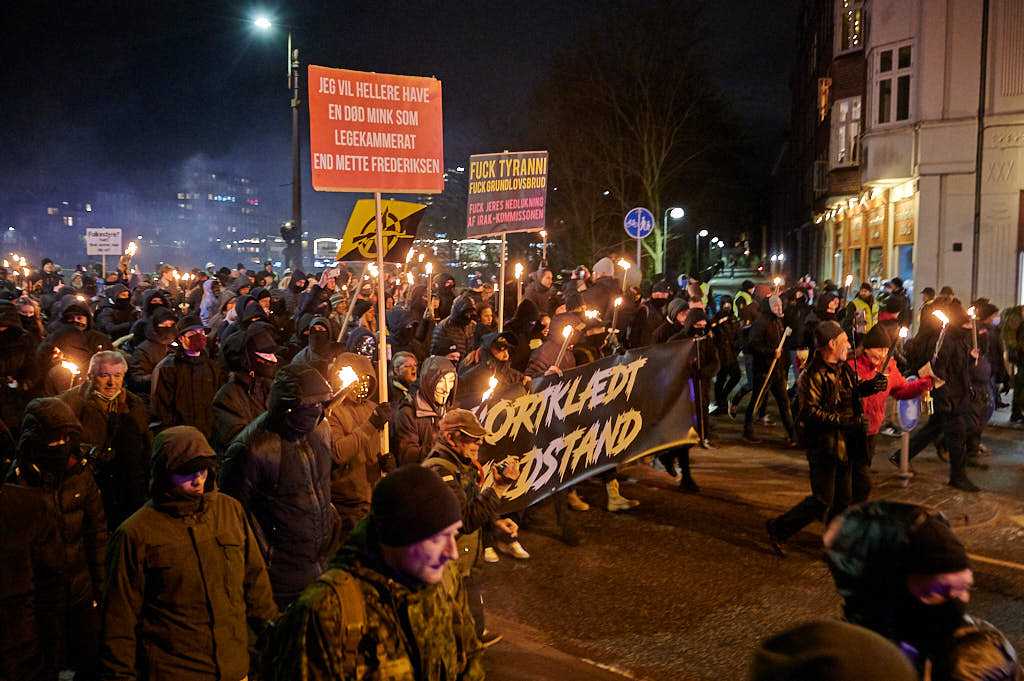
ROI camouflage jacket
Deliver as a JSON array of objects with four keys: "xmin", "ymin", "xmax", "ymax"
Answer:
[{"xmin": 265, "ymin": 521, "xmax": 485, "ymax": 681}]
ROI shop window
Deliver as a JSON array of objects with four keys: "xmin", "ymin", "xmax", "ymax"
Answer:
[
  {"xmin": 868, "ymin": 246, "xmax": 884, "ymax": 281},
  {"xmin": 875, "ymin": 42, "xmax": 913, "ymax": 125},
  {"xmin": 837, "ymin": 0, "xmax": 864, "ymax": 53},
  {"xmin": 850, "ymin": 248, "xmax": 863, "ymax": 282},
  {"xmin": 830, "ymin": 97, "xmax": 861, "ymax": 168}
]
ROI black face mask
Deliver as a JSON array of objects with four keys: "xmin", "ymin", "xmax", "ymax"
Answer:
[
  {"xmin": 155, "ymin": 327, "xmax": 176, "ymax": 344},
  {"xmin": 895, "ymin": 595, "xmax": 967, "ymax": 650},
  {"xmin": 282, "ymin": 403, "xmax": 323, "ymax": 440},
  {"xmin": 309, "ymin": 329, "xmax": 330, "ymax": 353},
  {"xmin": 252, "ymin": 357, "xmax": 278, "ymax": 379},
  {"xmin": 67, "ymin": 320, "xmax": 88, "ymax": 331},
  {"xmin": 113, "ymin": 297, "xmax": 131, "ymax": 310},
  {"xmin": 20, "ymin": 314, "xmax": 35, "ymax": 329}
]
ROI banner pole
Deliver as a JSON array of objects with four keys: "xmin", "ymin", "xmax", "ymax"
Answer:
[
  {"xmin": 498, "ymin": 232, "xmax": 507, "ymax": 332},
  {"xmin": 102, "ymin": 254, "xmax": 107, "ymax": 278},
  {"xmin": 373, "ymin": 192, "xmax": 390, "ymax": 455}
]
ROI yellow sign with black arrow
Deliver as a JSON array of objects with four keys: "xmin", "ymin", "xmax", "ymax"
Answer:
[{"xmin": 336, "ymin": 199, "xmax": 426, "ymax": 263}]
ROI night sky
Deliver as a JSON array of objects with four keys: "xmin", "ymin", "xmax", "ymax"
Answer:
[{"xmin": 1, "ymin": 0, "xmax": 800, "ymax": 234}]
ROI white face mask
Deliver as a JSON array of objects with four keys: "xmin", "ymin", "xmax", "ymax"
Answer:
[{"xmin": 433, "ymin": 372, "xmax": 455, "ymax": 405}]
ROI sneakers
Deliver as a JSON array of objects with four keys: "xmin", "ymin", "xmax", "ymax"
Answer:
[
  {"xmin": 765, "ymin": 519, "xmax": 786, "ymax": 557},
  {"xmin": 700, "ymin": 438, "xmax": 714, "ymax": 450},
  {"xmin": 949, "ymin": 477, "xmax": 981, "ymax": 493},
  {"xmin": 760, "ymin": 416, "xmax": 774, "ymax": 427},
  {"xmin": 879, "ymin": 426, "xmax": 900, "ymax": 437},
  {"xmin": 566, "ymin": 489, "xmax": 590, "ymax": 511},
  {"xmin": 496, "ymin": 540, "xmax": 530, "ymax": 560},
  {"xmin": 483, "ymin": 547, "xmax": 500, "ymax": 563},
  {"xmin": 606, "ymin": 479, "xmax": 640, "ymax": 511},
  {"xmin": 480, "ymin": 630, "xmax": 504, "ymax": 648}
]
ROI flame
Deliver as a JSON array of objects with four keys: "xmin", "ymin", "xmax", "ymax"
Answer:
[
  {"xmin": 967, "ymin": 306, "xmax": 976, "ymax": 320},
  {"xmin": 561, "ymin": 325, "xmax": 573, "ymax": 339},
  {"xmin": 844, "ymin": 274, "xmax": 854, "ymax": 287},
  {"xmin": 2, "ymin": 260, "xmax": 8, "ymax": 268},
  {"xmin": 616, "ymin": 258, "xmax": 630, "ymax": 270},
  {"xmin": 75, "ymin": 294, "xmax": 86, "ymax": 302},
  {"xmin": 367, "ymin": 263, "xmax": 379, "ymax": 278},
  {"xmin": 406, "ymin": 272, "xmax": 414, "ymax": 285},
  {"xmin": 482, "ymin": 375, "xmax": 499, "ymax": 401},
  {"xmin": 773, "ymin": 277, "xmax": 782, "ymax": 287},
  {"xmin": 338, "ymin": 366, "xmax": 359, "ymax": 389},
  {"xmin": 405, "ymin": 249, "xmax": 415, "ymax": 264},
  {"xmin": 125, "ymin": 241, "xmax": 138, "ymax": 257},
  {"xmin": 425, "ymin": 263, "xmax": 433, "ymax": 276},
  {"xmin": 514, "ymin": 263, "xmax": 524, "ymax": 279},
  {"xmin": 584, "ymin": 309, "xmax": 599, "ymax": 320},
  {"xmin": 60, "ymin": 360, "xmax": 80, "ymax": 375},
  {"xmin": 899, "ymin": 326, "xmax": 910, "ymax": 339},
  {"xmin": 417, "ymin": 253, "xmax": 425, "ymax": 263},
  {"xmin": 933, "ymin": 310, "xmax": 950, "ymax": 325},
  {"xmin": 614, "ymin": 296, "xmax": 623, "ymax": 308}
]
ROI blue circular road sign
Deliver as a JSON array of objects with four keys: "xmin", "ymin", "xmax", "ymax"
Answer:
[{"xmin": 624, "ymin": 207, "xmax": 655, "ymax": 239}]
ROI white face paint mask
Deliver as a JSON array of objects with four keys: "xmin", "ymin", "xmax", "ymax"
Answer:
[{"xmin": 433, "ymin": 372, "xmax": 455, "ymax": 406}]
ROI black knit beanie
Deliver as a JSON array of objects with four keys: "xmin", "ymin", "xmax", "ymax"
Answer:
[
  {"xmin": 814, "ymin": 320, "xmax": 844, "ymax": 348},
  {"xmin": 371, "ymin": 465, "xmax": 462, "ymax": 547},
  {"xmin": 862, "ymin": 324, "xmax": 891, "ymax": 349},
  {"xmin": 749, "ymin": 620, "xmax": 918, "ymax": 681},
  {"xmin": 904, "ymin": 514, "xmax": 970, "ymax": 575}
]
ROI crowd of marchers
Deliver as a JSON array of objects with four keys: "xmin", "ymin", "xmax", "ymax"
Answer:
[{"xmin": 0, "ymin": 252, "xmax": 1020, "ymax": 681}]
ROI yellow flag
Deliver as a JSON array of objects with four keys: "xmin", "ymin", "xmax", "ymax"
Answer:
[{"xmin": 336, "ymin": 199, "xmax": 426, "ymax": 263}]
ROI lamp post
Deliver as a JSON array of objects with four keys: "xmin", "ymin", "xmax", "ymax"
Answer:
[
  {"xmin": 662, "ymin": 206, "xmax": 684, "ymax": 276},
  {"xmin": 695, "ymin": 228, "xmax": 708, "ymax": 275},
  {"xmin": 255, "ymin": 16, "xmax": 302, "ymax": 273}
]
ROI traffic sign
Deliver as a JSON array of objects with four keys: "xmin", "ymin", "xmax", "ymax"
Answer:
[
  {"xmin": 624, "ymin": 207, "xmax": 655, "ymax": 239},
  {"xmin": 86, "ymin": 228, "xmax": 122, "ymax": 256}
]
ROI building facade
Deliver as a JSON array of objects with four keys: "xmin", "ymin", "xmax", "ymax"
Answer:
[{"xmin": 782, "ymin": 0, "xmax": 1024, "ymax": 307}]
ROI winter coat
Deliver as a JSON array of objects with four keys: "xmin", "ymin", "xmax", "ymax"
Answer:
[
  {"xmin": 126, "ymin": 330, "xmax": 173, "ymax": 401},
  {"xmin": 263, "ymin": 520, "xmax": 483, "ymax": 681},
  {"xmin": 582, "ymin": 276, "xmax": 621, "ymax": 322},
  {"xmin": 151, "ymin": 349, "xmax": 225, "ymax": 438},
  {"xmin": 796, "ymin": 354, "xmax": 866, "ymax": 454},
  {"xmin": 0, "ymin": 304, "xmax": 41, "ymax": 441},
  {"xmin": 94, "ymin": 284, "xmax": 137, "ymax": 340},
  {"xmin": 849, "ymin": 356, "xmax": 932, "ymax": 435},
  {"xmin": 38, "ymin": 301, "xmax": 112, "ymax": 386},
  {"xmin": 58, "ymin": 382, "xmax": 151, "ymax": 529},
  {"xmin": 277, "ymin": 269, "xmax": 306, "ymax": 314},
  {"xmin": 526, "ymin": 313, "xmax": 581, "ymax": 378},
  {"xmin": 0, "ymin": 483, "xmax": 63, "ymax": 681},
  {"xmin": 429, "ymin": 296, "xmax": 477, "ymax": 360},
  {"xmin": 424, "ymin": 440, "xmax": 502, "ymax": 576},
  {"xmin": 99, "ymin": 427, "xmax": 278, "ymax": 681},
  {"xmin": 747, "ymin": 304, "xmax": 787, "ymax": 373},
  {"xmin": 323, "ymin": 354, "xmax": 383, "ymax": 532},
  {"xmin": 210, "ymin": 373, "xmax": 271, "ymax": 457},
  {"xmin": 13, "ymin": 398, "xmax": 108, "ymax": 672},
  {"xmin": 524, "ymin": 277, "xmax": 555, "ymax": 315},
  {"xmin": 456, "ymin": 346, "xmax": 527, "ymax": 407},
  {"xmin": 931, "ymin": 329, "xmax": 976, "ymax": 415},
  {"xmin": 220, "ymin": 415, "xmax": 340, "ymax": 608},
  {"xmin": 504, "ymin": 299, "xmax": 541, "ymax": 372},
  {"xmin": 394, "ymin": 356, "xmax": 457, "ymax": 466}
]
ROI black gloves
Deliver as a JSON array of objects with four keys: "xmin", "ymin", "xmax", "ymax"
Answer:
[
  {"xmin": 857, "ymin": 373, "xmax": 889, "ymax": 397},
  {"xmin": 369, "ymin": 402, "xmax": 392, "ymax": 430}
]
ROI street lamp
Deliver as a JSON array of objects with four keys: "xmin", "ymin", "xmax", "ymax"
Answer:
[
  {"xmin": 662, "ymin": 206, "xmax": 684, "ymax": 275},
  {"xmin": 254, "ymin": 15, "xmax": 303, "ymax": 273},
  {"xmin": 696, "ymin": 228, "xmax": 709, "ymax": 273}
]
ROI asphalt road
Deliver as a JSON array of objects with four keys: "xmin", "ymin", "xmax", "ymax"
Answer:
[{"xmin": 479, "ymin": 413, "xmax": 1024, "ymax": 681}]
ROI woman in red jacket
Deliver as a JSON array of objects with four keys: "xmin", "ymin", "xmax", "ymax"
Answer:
[{"xmin": 848, "ymin": 325, "xmax": 933, "ymax": 503}]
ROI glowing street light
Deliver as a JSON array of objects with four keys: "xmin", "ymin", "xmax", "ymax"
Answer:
[{"xmin": 253, "ymin": 15, "xmax": 272, "ymax": 30}]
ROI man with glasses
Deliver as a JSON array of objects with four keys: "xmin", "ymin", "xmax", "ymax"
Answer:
[{"xmin": 424, "ymin": 409, "xmax": 522, "ymax": 648}]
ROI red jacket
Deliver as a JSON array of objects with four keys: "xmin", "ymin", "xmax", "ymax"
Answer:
[{"xmin": 849, "ymin": 355, "xmax": 933, "ymax": 435}]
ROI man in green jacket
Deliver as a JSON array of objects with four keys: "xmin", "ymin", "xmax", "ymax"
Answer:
[
  {"xmin": 98, "ymin": 426, "xmax": 278, "ymax": 680},
  {"xmin": 264, "ymin": 464, "xmax": 484, "ymax": 681}
]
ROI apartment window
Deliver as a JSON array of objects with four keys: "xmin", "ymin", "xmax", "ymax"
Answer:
[
  {"xmin": 830, "ymin": 97, "xmax": 861, "ymax": 168},
  {"xmin": 837, "ymin": 0, "xmax": 863, "ymax": 53},
  {"xmin": 63, "ymin": 216, "xmax": 74, "ymax": 227},
  {"xmin": 875, "ymin": 43, "xmax": 913, "ymax": 125}
]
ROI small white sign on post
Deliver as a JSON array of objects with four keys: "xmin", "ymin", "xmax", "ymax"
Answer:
[{"xmin": 86, "ymin": 228, "xmax": 122, "ymax": 256}]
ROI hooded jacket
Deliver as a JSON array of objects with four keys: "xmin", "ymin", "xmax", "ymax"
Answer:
[
  {"xmin": 220, "ymin": 366, "xmax": 340, "ymax": 608},
  {"xmin": 526, "ymin": 312, "xmax": 581, "ymax": 378},
  {"xmin": 278, "ymin": 269, "xmax": 306, "ymax": 313},
  {"xmin": 456, "ymin": 332, "xmax": 527, "ymax": 405},
  {"xmin": 58, "ymin": 380, "xmax": 151, "ymax": 529},
  {"xmin": 524, "ymin": 272, "xmax": 555, "ymax": 315},
  {"xmin": 0, "ymin": 481, "xmax": 63, "ymax": 681},
  {"xmin": 210, "ymin": 321, "xmax": 277, "ymax": 455},
  {"xmin": 13, "ymin": 398, "xmax": 108, "ymax": 669},
  {"xmin": 323, "ymin": 353, "xmax": 384, "ymax": 530},
  {"xmin": 94, "ymin": 284, "xmax": 137, "ymax": 340},
  {"xmin": 429, "ymin": 294, "xmax": 477, "ymax": 359},
  {"xmin": 504, "ymin": 299, "xmax": 541, "ymax": 372},
  {"xmin": 38, "ymin": 299, "xmax": 112, "ymax": 386},
  {"xmin": 150, "ymin": 342, "xmax": 225, "ymax": 439},
  {"xmin": 99, "ymin": 426, "xmax": 278, "ymax": 681},
  {"xmin": 127, "ymin": 306, "xmax": 177, "ymax": 400},
  {"xmin": 395, "ymin": 356, "xmax": 457, "ymax": 465},
  {"xmin": 652, "ymin": 298, "xmax": 689, "ymax": 344}
]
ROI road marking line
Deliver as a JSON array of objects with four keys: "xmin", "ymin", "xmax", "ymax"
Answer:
[
  {"xmin": 579, "ymin": 658, "xmax": 640, "ymax": 679},
  {"xmin": 968, "ymin": 553, "xmax": 1024, "ymax": 572}
]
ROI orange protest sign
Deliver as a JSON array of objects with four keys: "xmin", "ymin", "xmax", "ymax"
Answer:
[{"xmin": 307, "ymin": 65, "xmax": 444, "ymax": 194}]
